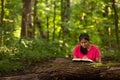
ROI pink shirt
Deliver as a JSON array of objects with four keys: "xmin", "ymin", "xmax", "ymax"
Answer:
[{"xmin": 73, "ymin": 45, "xmax": 101, "ymax": 61}]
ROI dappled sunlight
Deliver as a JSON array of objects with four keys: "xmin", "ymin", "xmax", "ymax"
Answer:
[{"xmin": 0, "ymin": 0, "xmax": 120, "ymax": 78}]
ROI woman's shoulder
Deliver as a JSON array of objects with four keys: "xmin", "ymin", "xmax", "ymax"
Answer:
[
  {"xmin": 74, "ymin": 45, "xmax": 80, "ymax": 48},
  {"xmin": 91, "ymin": 44, "xmax": 99, "ymax": 50}
]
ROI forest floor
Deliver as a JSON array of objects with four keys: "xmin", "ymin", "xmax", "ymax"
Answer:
[{"xmin": 1, "ymin": 57, "xmax": 120, "ymax": 80}]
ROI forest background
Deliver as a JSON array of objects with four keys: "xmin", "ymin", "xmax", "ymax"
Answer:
[{"xmin": 0, "ymin": 0, "xmax": 120, "ymax": 73}]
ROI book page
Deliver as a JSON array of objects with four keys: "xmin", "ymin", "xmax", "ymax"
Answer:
[{"xmin": 72, "ymin": 58, "xmax": 93, "ymax": 62}]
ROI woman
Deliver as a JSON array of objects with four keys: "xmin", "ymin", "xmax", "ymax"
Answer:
[{"xmin": 73, "ymin": 33, "xmax": 102, "ymax": 63}]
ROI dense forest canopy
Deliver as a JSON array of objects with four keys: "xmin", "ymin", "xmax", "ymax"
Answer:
[{"xmin": 0, "ymin": 0, "xmax": 120, "ymax": 72}]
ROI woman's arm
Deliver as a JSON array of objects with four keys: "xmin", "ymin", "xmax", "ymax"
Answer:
[{"xmin": 96, "ymin": 57, "xmax": 102, "ymax": 63}]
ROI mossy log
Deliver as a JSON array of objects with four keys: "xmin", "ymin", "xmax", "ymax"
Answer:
[{"xmin": 1, "ymin": 58, "xmax": 120, "ymax": 80}]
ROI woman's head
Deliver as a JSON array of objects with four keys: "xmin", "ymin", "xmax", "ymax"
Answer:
[
  {"xmin": 79, "ymin": 33, "xmax": 90, "ymax": 54},
  {"xmin": 79, "ymin": 33, "xmax": 90, "ymax": 41},
  {"xmin": 79, "ymin": 33, "xmax": 90, "ymax": 48}
]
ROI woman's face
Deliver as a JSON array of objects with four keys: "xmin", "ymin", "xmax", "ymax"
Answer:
[{"xmin": 80, "ymin": 38, "xmax": 89, "ymax": 48}]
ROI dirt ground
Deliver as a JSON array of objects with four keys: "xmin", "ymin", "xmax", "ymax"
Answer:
[{"xmin": 1, "ymin": 57, "xmax": 120, "ymax": 80}]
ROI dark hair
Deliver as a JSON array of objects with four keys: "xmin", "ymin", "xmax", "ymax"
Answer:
[
  {"xmin": 80, "ymin": 46, "xmax": 88, "ymax": 54},
  {"xmin": 79, "ymin": 33, "xmax": 90, "ymax": 54},
  {"xmin": 79, "ymin": 33, "xmax": 90, "ymax": 41}
]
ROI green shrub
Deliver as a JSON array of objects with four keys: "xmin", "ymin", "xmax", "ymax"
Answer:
[{"xmin": 0, "ymin": 59, "xmax": 23, "ymax": 73}]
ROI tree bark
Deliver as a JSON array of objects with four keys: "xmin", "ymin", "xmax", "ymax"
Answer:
[
  {"xmin": 21, "ymin": 0, "xmax": 34, "ymax": 38},
  {"xmin": 52, "ymin": 0, "xmax": 56, "ymax": 41},
  {"xmin": 112, "ymin": 0, "xmax": 119, "ymax": 50},
  {"xmin": 46, "ymin": 0, "xmax": 50, "ymax": 41},
  {"xmin": 61, "ymin": 0, "xmax": 70, "ymax": 45},
  {"xmin": 0, "ymin": 0, "xmax": 5, "ymax": 45}
]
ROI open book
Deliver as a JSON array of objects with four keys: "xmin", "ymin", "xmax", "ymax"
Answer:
[{"xmin": 72, "ymin": 58, "xmax": 93, "ymax": 62}]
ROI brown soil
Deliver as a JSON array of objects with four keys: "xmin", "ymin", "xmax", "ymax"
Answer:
[{"xmin": 1, "ymin": 57, "xmax": 120, "ymax": 80}]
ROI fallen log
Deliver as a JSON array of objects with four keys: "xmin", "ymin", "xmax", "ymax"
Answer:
[{"xmin": 1, "ymin": 58, "xmax": 120, "ymax": 80}]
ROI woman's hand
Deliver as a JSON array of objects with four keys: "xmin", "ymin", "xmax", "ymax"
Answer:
[
  {"xmin": 96, "ymin": 57, "xmax": 102, "ymax": 63},
  {"xmin": 82, "ymin": 56, "xmax": 88, "ymax": 59}
]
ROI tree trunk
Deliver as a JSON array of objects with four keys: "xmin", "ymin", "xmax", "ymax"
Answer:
[
  {"xmin": 33, "ymin": 0, "xmax": 38, "ymax": 38},
  {"xmin": 33, "ymin": 0, "xmax": 46, "ymax": 39},
  {"xmin": 61, "ymin": 0, "xmax": 70, "ymax": 45},
  {"xmin": 46, "ymin": 0, "xmax": 50, "ymax": 41},
  {"xmin": 112, "ymin": 0, "xmax": 119, "ymax": 51},
  {"xmin": 21, "ymin": 0, "xmax": 34, "ymax": 38},
  {"xmin": 52, "ymin": 0, "xmax": 56, "ymax": 41},
  {"xmin": 0, "ymin": 0, "xmax": 5, "ymax": 46}
]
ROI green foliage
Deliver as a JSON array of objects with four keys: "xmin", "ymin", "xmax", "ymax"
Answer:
[
  {"xmin": 0, "ymin": 51, "xmax": 23, "ymax": 73},
  {"xmin": 0, "ymin": 0, "xmax": 120, "ymax": 74},
  {"xmin": 0, "ymin": 59, "xmax": 23, "ymax": 72},
  {"xmin": 92, "ymin": 62, "xmax": 118, "ymax": 68},
  {"xmin": 0, "ymin": 38, "xmax": 70, "ymax": 73},
  {"xmin": 19, "ymin": 39, "xmax": 66, "ymax": 57}
]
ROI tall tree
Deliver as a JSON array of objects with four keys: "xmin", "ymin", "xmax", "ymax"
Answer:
[
  {"xmin": 112, "ymin": 0, "xmax": 119, "ymax": 50},
  {"xmin": 33, "ymin": 0, "xmax": 37, "ymax": 38},
  {"xmin": 0, "ymin": 0, "xmax": 5, "ymax": 45},
  {"xmin": 52, "ymin": 0, "xmax": 56, "ymax": 41},
  {"xmin": 33, "ymin": 0, "xmax": 46, "ymax": 39},
  {"xmin": 21, "ymin": 0, "xmax": 34, "ymax": 38},
  {"xmin": 61, "ymin": 0, "xmax": 70, "ymax": 45},
  {"xmin": 46, "ymin": 0, "xmax": 50, "ymax": 41}
]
